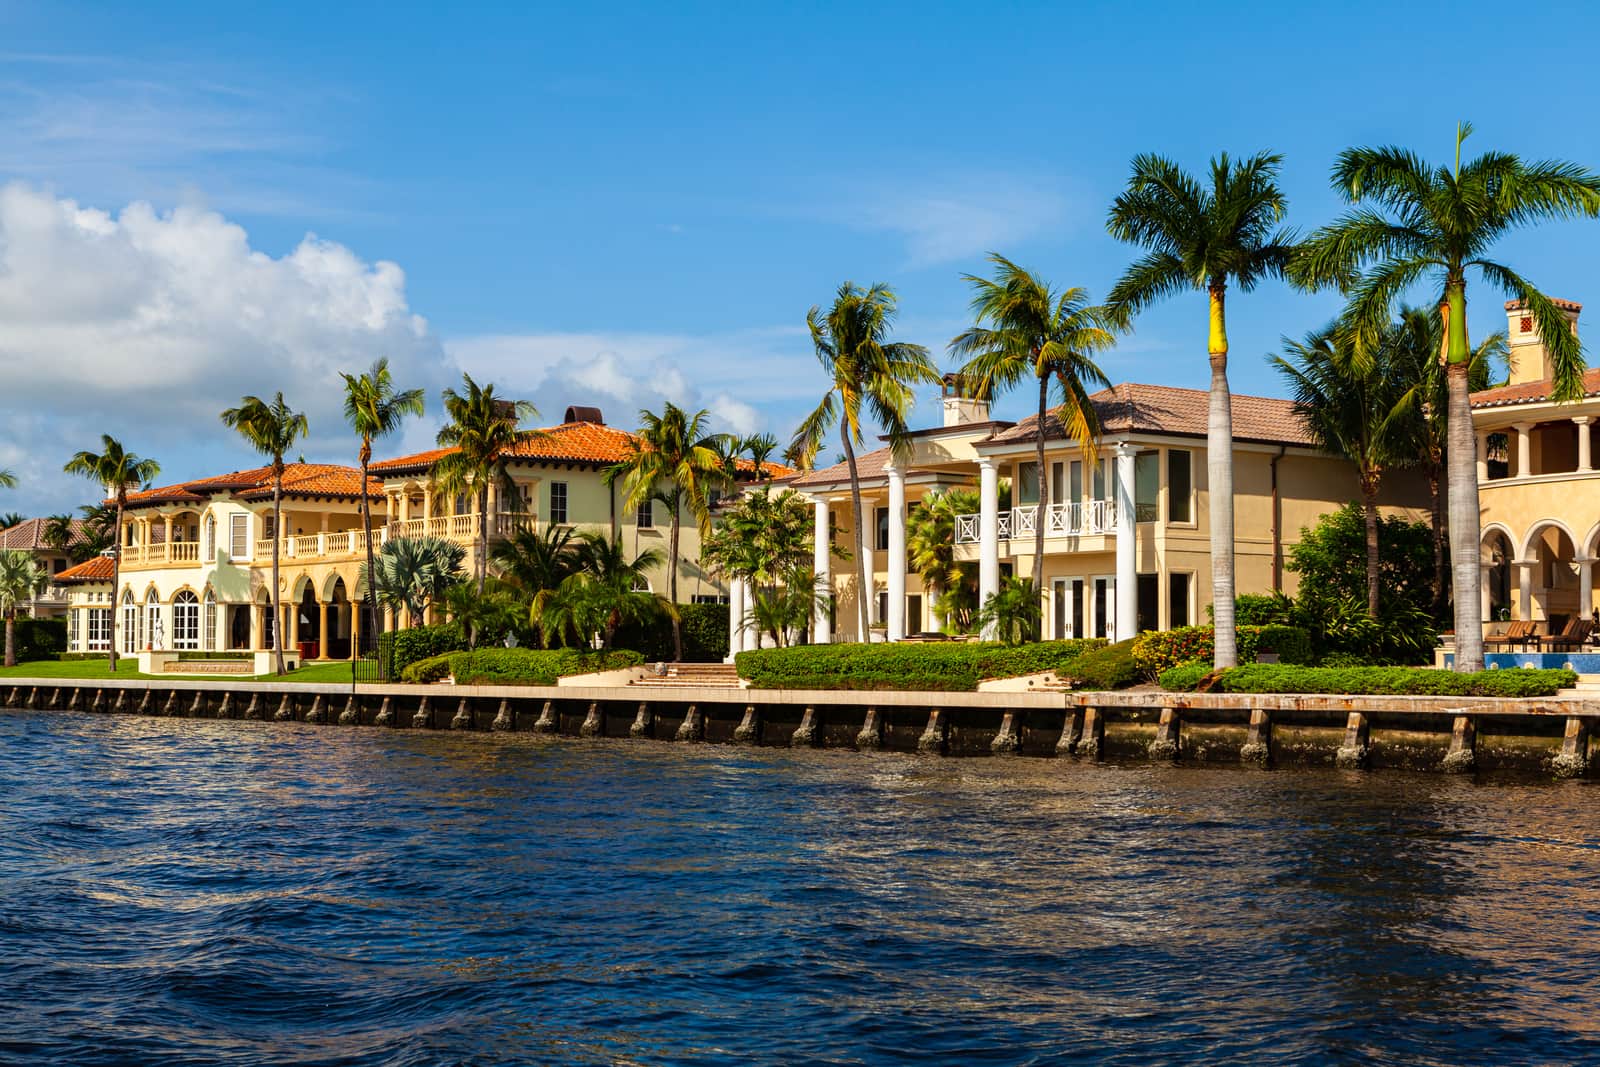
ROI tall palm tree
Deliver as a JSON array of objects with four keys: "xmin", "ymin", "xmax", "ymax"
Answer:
[
  {"xmin": 0, "ymin": 550, "xmax": 45, "ymax": 667},
  {"xmin": 1386, "ymin": 305, "xmax": 1506, "ymax": 617},
  {"xmin": 951, "ymin": 253, "xmax": 1118, "ymax": 606},
  {"xmin": 611, "ymin": 403, "xmax": 729, "ymax": 660},
  {"xmin": 790, "ymin": 282, "xmax": 941, "ymax": 642},
  {"xmin": 1272, "ymin": 326, "xmax": 1413, "ymax": 617},
  {"xmin": 63, "ymin": 436, "xmax": 161, "ymax": 672},
  {"xmin": 1107, "ymin": 152, "xmax": 1295, "ymax": 667},
  {"xmin": 220, "ymin": 393, "xmax": 308, "ymax": 676},
  {"xmin": 341, "ymin": 357, "xmax": 426, "ymax": 657},
  {"xmin": 41, "ymin": 514, "xmax": 77, "ymax": 556},
  {"xmin": 359, "ymin": 535, "xmax": 466, "ymax": 629},
  {"xmin": 1294, "ymin": 122, "xmax": 1600, "ymax": 671},
  {"xmin": 491, "ymin": 524, "xmax": 582, "ymax": 644},
  {"xmin": 742, "ymin": 433, "xmax": 780, "ymax": 482},
  {"xmin": 432, "ymin": 373, "xmax": 535, "ymax": 604}
]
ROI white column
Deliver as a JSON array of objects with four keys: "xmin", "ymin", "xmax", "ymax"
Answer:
[
  {"xmin": 1514, "ymin": 423, "xmax": 1533, "ymax": 479},
  {"xmin": 1579, "ymin": 557, "xmax": 1595, "ymax": 619},
  {"xmin": 812, "ymin": 497, "xmax": 832, "ymax": 644},
  {"xmin": 1480, "ymin": 562, "xmax": 1494, "ymax": 621},
  {"xmin": 1114, "ymin": 443, "xmax": 1137, "ymax": 641},
  {"xmin": 1476, "ymin": 432, "xmax": 1489, "ymax": 482},
  {"xmin": 886, "ymin": 465, "xmax": 906, "ymax": 641},
  {"xmin": 744, "ymin": 580, "xmax": 762, "ymax": 649},
  {"xmin": 1516, "ymin": 560, "xmax": 1533, "ymax": 621},
  {"xmin": 978, "ymin": 458, "xmax": 1000, "ymax": 639},
  {"xmin": 726, "ymin": 578, "xmax": 746, "ymax": 661},
  {"xmin": 1576, "ymin": 417, "xmax": 1593, "ymax": 473},
  {"xmin": 859, "ymin": 515, "xmax": 875, "ymax": 638}
]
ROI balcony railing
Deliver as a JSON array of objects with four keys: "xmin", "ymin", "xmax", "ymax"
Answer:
[
  {"xmin": 125, "ymin": 513, "xmax": 541, "ymax": 568},
  {"xmin": 954, "ymin": 501, "xmax": 1118, "ymax": 544}
]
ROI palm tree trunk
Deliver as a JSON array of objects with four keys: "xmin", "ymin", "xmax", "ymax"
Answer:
[
  {"xmin": 840, "ymin": 424, "xmax": 870, "ymax": 643},
  {"xmin": 478, "ymin": 485, "xmax": 489, "ymax": 596},
  {"xmin": 1208, "ymin": 285, "xmax": 1238, "ymax": 668},
  {"xmin": 110, "ymin": 499, "xmax": 124, "ymax": 673},
  {"xmin": 1446, "ymin": 359, "xmax": 1483, "ymax": 671},
  {"xmin": 1428, "ymin": 463, "xmax": 1446, "ymax": 619},
  {"xmin": 1362, "ymin": 473, "xmax": 1381, "ymax": 617},
  {"xmin": 359, "ymin": 448, "xmax": 380, "ymax": 662},
  {"xmin": 272, "ymin": 474, "xmax": 286, "ymax": 676},
  {"xmin": 669, "ymin": 511, "xmax": 683, "ymax": 661},
  {"xmin": 5, "ymin": 611, "xmax": 15, "ymax": 669},
  {"xmin": 1033, "ymin": 373, "xmax": 1048, "ymax": 625}
]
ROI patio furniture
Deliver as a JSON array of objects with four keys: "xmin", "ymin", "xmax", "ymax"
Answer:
[
  {"xmin": 1544, "ymin": 617, "xmax": 1594, "ymax": 653},
  {"xmin": 1483, "ymin": 619, "xmax": 1536, "ymax": 651}
]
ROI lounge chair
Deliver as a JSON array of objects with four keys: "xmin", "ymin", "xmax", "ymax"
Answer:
[
  {"xmin": 1483, "ymin": 619, "xmax": 1536, "ymax": 650},
  {"xmin": 1545, "ymin": 618, "xmax": 1594, "ymax": 653}
]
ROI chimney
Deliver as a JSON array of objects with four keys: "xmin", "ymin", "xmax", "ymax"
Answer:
[
  {"xmin": 563, "ymin": 405, "xmax": 604, "ymax": 425},
  {"xmin": 941, "ymin": 373, "xmax": 991, "ymax": 428},
  {"xmin": 1505, "ymin": 298, "xmax": 1581, "ymax": 385}
]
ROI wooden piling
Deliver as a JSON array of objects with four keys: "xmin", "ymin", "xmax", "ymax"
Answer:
[
  {"xmin": 855, "ymin": 707, "xmax": 882, "ymax": 751},
  {"xmin": 1442, "ymin": 714, "xmax": 1476, "ymax": 774},
  {"xmin": 411, "ymin": 696, "xmax": 432, "ymax": 729},
  {"xmin": 243, "ymin": 693, "xmax": 262, "ymax": 720},
  {"xmin": 491, "ymin": 699, "xmax": 513, "ymax": 732},
  {"xmin": 189, "ymin": 691, "xmax": 206, "ymax": 717},
  {"xmin": 216, "ymin": 693, "xmax": 233, "ymax": 719},
  {"xmin": 1240, "ymin": 708, "xmax": 1272, "ymax": 766},
  {"xmin": 339, "ymin": 695, "xmax": 360, "ymax": 725},
  {"xmin": 629, "ymin": 702, "xmax": 652, "ymax": 738},
  {"xmin": 917, "ymin": 708, "xmax": 948, "ymax": 755},
  {"xmin": 274, "ymin": 694, "xmax": 295, "ymax": 722},
  {"xmin": 305, "ymin": 696, "xmax": 328, "ymax": 724},
  {"xmin": 792, "ymin": 706, "xmax": 819, "ymax": 747},
  {"xmin": 1148, "ymin": 707, "xmax": 1180, "ymax": 761},
  {"xmin": 66, "ymin": 688, "xmax": 83, "ymax": 711},
  {"xmin": 451, "ymin": 698, "xmax": 472, "ymax": 731},
  {"xmin": 580, "ymin": 702, "xmax": 603, "ymax": 737},
  {"xmin": 675, "ymin": 704, "xmax": 704, "ymax": 742},
  {"xmin": 532, "ymin": 700, "xmax": 557, "ymax": 734},
  {"xmin": 162, "ymin": 690, "xmax": 179, "ymax": 716},
  {"xmin": 732, "ymin": 705, "xmax": 760, "ymax": 744},
  {"xmin": 90, "ymin": 689, "xmax": 106, "ymax": 713},
  {"xmin": 373, "ymin": 697, "xmax": 394, "ymax": 727},
  {"xmin": 136, "ymin": 689, "xmax": 153, "ymax": 714},
  {"xmin": 1076, "ymin": 706, "xmax": 1104, "ymax": 761},
  {"xmin": 1335, "ymin": 712, "xmax": 1369, "ymax": 769},
  {"xmin": 1552, "ymin": 717, "xmax": 1591, "ymax": 778},
  {"xmin": 990, "ymin": 710, "xmax": 1022, "ymax": 755}
]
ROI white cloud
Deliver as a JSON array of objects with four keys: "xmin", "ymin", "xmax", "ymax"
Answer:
[{"xmin": 0, "ymin": 183, "xmax": 453, "ymax": 514}]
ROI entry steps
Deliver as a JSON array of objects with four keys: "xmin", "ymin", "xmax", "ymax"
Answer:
[
  {"xmin": 1570, "ymin": 674, "xmax": 1600, "ymax": 693},
  {"xmin": 630, "ymin": 663, "xmax": 742, "ymax": 689}
]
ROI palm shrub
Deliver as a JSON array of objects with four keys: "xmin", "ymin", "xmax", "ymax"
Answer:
[
  {"xmin": 701, "ymin": 487, "xmax": 822, "ymax": 641},
  {"xmin": 905, "ymin": 487, "xmax": 979, "ymax": 634},
  {"xmin": 1293, "ymin": 122, "xmax": 1600, "ymax": 670},
  {"xmin": 63, "ymin": 435, "xmax": 161, "ymax": 672},
  {"xmin": 1107, "ymin": 152, "xmax": 1295, "ymax": 667},
  {"xmin": 974, "ymin": 575, "xmax": 1042, "ymax": 645},
  {"xmin": 491, "ymin": 524, "xmax": 582, "ymax": 644},
  {"xmin": 360, "ymin": 535, "xmax": 466, "ymax": 629},
  {"xmin": 0, "ymin": 550, "xmax": 46, "ymax": 668},
  {"xmin": 540, "ymin": 534, "xmax": 670, "ymax": 651}
]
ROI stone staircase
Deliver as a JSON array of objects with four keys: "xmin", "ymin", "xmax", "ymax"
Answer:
[
  {"xmin": 1570, "ymin": 673, "xmax": 1600, "ymax": 694},
  {"xmin": 630, "ymin": 663, "xmax": 743, "ymax": 689}
]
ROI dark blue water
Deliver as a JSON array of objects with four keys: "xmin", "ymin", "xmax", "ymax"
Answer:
[{"xmin": 2, "ymin": 711, "xmax": 1598, "ymax": 1066}]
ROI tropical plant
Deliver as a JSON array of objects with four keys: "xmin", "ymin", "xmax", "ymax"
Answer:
[
  {"xmin": 442, "ymin": 577, "xmax": 525, "ymax": 649},
  {"xmin": 432, "ymin": 372, "xmax": 536, "ymax": 607},
  {"xmin": 742, "ymin": 433, "xmax": 780, "ymax": 481},
  {"xmin": 220, "ymin": 393, "xmax": 308, "ymax": 675},
  {"xmin": 0, "ymin": 512, "xmax": 22, "ymax": 531},
  {"xmin": 951, "ymin": 254, "xmax": 1117, "ymax": 604},
  {"xmin": 700, "ymin": 487, "xmax": 824, "ymax": 640},
  {"xmin": 63, "ymin": 435, "xmax": 161, "ymax": 672},
  {"xmin": 341, "ymin": 357, "xmax": 426, "ymax": 656},
  {"xmin": 710, "ymin": 434, "xmax": 744, "ymax": 482},
  {"xmin": 360, "ymin": 535, "xmax": 466, "ymax": 629},
  {"xmin": 0, "ymin": 549, "xmax": 45, "ymax": 667},
  {"xmin": 1107, "ymin": 152, "xmax": 1295, "ymax": 667},
  {"xmin": 905, "ymin": 487, "xmax": 980, "ymax": 634},
  {"xmin": 1271, "ymin": 325, "xmax": 1414, "ymax": 616},
  {"xmin": 790, "ymin": 282, "xmax": 941, "ymax": 641},
  {"xmin": 974, "ymin": 575, "xmax": 1043, "ymax": 645},
  {"xmin": 41, "ymin": 514, "xmax": 78, "ymax": 557},
  {"xmin": 610, "ymin": 402, "xmax": 729, "ymax": 660},
  {"xmin": 539, "ymin": 534, "xmax": 669, "ymax": 651},
  {"xmin": 1384, "ymin": 305, "xmax": 1506, "ymax": 616},
  {"xmin": 746, "ymin": 569, "xmax": 828, "ymax": 649},
  {"xmin": 490, "ymin": 523, "xmax": 582, "ymax": 640},
  {"xmin": 1293, "ymin": 121, "xmax": 1600, "ymax": 670},
  {"xmin": 0, "ymin": 470, "xmax": 15, "ymax": 490}
]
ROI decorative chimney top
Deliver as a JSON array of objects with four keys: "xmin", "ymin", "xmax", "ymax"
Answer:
[
  {"xmin": 940, "ymin": 373, "xmax": 991, "ymax": 427},
  {"xmin": 1504, "ymin": 298, "xmax": 1581, "ymax": 386},
  {"xmin": 563, "ymin": 405, "xmax": 604, "ymax": 425}
]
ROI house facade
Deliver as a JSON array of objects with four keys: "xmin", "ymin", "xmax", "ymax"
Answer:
[
  {"xmin": 0, "ymin": 517, "xmax": 92, "ymax": 619},
  {"xmin": 742, "ymin": 375, "xmax": 1430, "ymax": 651},
  {"xmin": 58, "ymin": 405, "xmax": 762, "ymax": 658}
]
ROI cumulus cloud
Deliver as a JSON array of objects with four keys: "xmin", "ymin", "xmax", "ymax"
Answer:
[{"xmin": 0, "ymin": 183, "xmax": 453, "ymax": 514}]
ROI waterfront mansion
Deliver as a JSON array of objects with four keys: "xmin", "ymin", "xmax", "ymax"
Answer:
[{"xmin": 56, "ymin": 406, "xmax": 764, "ymax": 661}]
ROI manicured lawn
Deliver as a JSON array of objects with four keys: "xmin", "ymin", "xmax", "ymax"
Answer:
[{"xmin": 0, "ymin": 659, "xmax": 362, "ymax": 684}]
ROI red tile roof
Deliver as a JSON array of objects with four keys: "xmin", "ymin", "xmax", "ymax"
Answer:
[
  {"xmin": 0, "ymin": 517, "xmax": 90, "ymax": 551},
  {"xmin": 123, "ymin": 463, "xmax": 381, "ymax": 509},
  {"xmin": 54, "ymin": 556, "xmax": 114, "ymax": 583},
  {"xmin": 989, "ymin": 383, "xmax": 1317, "ymax": 448},
  {"xmin": 1470, "ymin": 367, "xmax": 1600, "ymax": 409},
  {"xmin": 1506, "ymin": 297, "xmax": 1582, "ymax": 311}
]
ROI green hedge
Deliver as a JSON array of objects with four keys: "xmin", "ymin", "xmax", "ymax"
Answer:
[
  {"xmin": 1202, "ymin": 664, "xmax": 1576, "ymax": 697},
  {"xmin": 1158, "ymin": 662, "xmax": 1213, "ymax": 691},
  {"xmin": 401, "ymin": 652, "xmax": 456, "ymax": 684},
  {"xmin": 612, "ymin": 603, "xmax": 730, "ymax": 662},
  {"xmin": 735, "ymin": 640, "xmax": 1106, "ymax": 692},
  {"xmin": 14, "ymin": 618, "xmax": 66, "ymax": 661},
  {"xmin": 1131, "ymin": 624, "xmax": 1313, "ymax": 678},
  {"xmin": 379, "ymin": 623, "xmax": 467, "ymax": 681},
  {"xmin": 176, "ymin": 651, "xmax": 252, "ymax": 661},
  {"xmin": 444, "ymin": 648, "xmax": 644, "ymax": 686},
  {"xmin": 1061, "ymin": 638, "xmax": 1142, "ymax": 690}
]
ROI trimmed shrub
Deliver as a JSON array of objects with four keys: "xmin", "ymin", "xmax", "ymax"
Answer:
[
  {"xmin": 1211, "ymin": 664, "xmax": 1575, "ymax": 698},
  {"xmin": 1131, "ymin": 624, "xmax": 1313, "ymax": 678},
  {"xmin": 736, "ymin": 640, "xmax": 1106, "ymax": 692},
  {"xmin": 401, "ymin": 652, "xmax": 456, "ymax": 684},
  {"xmin": 612, "ymin": 603, "xmax": 731, "ymax": 662},
  {"xmin": 445, "ymin": 648, "xmax": 643, "ymax": 686},
  {"xmin": 381, "ymin": 623, "xmax": 467, "ymax": 681},
  {"xmin": 1061, "ymin": 638, "xmax": 1142, "ymax": 691},
  {"xmin": 176, "ymin": 651, "xmax": 251, "ymax": 661},
  {"xmin": 1158, "ymin": 662, "xmax": 1212, "ymax": 692},
  {"xmin": 14, "ymin": 618, "xmax": 66, "ymax": 661}
]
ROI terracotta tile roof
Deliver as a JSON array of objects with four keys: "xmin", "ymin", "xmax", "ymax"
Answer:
[
  {"xmin": 789, "ymin": 447, "xmax": 894, "ymax": 488},
  {"xmin": 0, "ymin": 517, "xmax": 89, "ymax": 551},
  {"xmin": 1470, "ymin": 368, "xmax": 1600, "ymax": 409},
  {"xmin": 124, "ymin": 463, "xmax": 380, "ymax": 508},
  {"xmin": 54, "ymin": 556, "xmax": 113, "ymax": 583},
  {"xmin": 1506, "ymin": 297, "xmax": 1582, "ymax": 311},
  {"xmin": 988, "ymin": 383, "xmax": 1317, "ymax": 448}
]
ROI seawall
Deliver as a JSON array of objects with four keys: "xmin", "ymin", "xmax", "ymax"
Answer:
[{"xmin": 4, "ymin": 679, "xmax": 1597, "ymax": 778}]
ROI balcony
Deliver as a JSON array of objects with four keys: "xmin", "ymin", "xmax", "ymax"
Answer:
[
  {"xmin": 954, "ymin": 501, "xmax": 1118, "ymax": 544},
  {"xmin": 120, "ymin": 541, "xmax": 201, "ymax": 565}
]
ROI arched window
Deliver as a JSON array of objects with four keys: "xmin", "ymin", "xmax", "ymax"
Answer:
[
  {"xmin": 203, "ymin": 515, "xmax": 216, "ymax": 561},
  {"xmin": 146, "ymin": 590, "xmax": 162, "ymax": 651},
  {"xmin": 173, "ymin": 591, "xmax": 200, "ymax": 651},
  {"xmin": 122, "ymin": 589, "xmax": 140, "ymax": 654},
  {"xmin": 203, "ymin": 589, "xmax": 217, "ymax": 652}
]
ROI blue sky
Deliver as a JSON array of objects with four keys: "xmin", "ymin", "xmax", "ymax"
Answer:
[{"xmin": 3, "ymin": 0, "xmax": 1600, "ymax": 514}]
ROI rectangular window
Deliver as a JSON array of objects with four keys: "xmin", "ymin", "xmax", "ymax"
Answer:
[
  {"xmin": 1137, "ymin": 573, "xmax": 1159, "ymax": 632},
  {"xmin": 1071, "ymin": 578, "xmax": 1084, "ymax": 640},
  {"xmin": 1168, "ymin": 449, "xmax": 1193, "ymax": 524},
  {"xmin": 70, "ymin": 609, "xmax": 80, "ymax": 652},
  {"xmin": 875, "ymin": 507, "xmax": 889, "ymax": 552},
  {"xmin": 1169, "ymin": 573, "xmax": 1192, "ymax": 628},
  {"xmin": 1093, "ymin": 578, "xmax": 1109, "ymax": 639},
  {"xmin": 691, "ymin": 594, "xmax": 731, "ymax": 605},
  {"xmin": 229, "ymin": 514, "xmax": 248, "ymax": 560},
  {"xmin": 1017, "ymin": 461, "xmax": 1040, "ymax": 505},
  {"xmin": 876, "ymin": 590, "xmax": 889, "ymax": 626},
  {"xmin": 549, "ymin": 482, "xmax": 568, "ymax": 525},
  {"xmin": 637, "ymin": 498, "xmax": 654, "ymax": 529},
  {"xmin": 263, "ymin": 514, "xmax": 276, "ymax": 540},
  {"xmin": 1135, "ymin": 450, "xmax": 1159, "ymax": 522},
  {"xmin": 1069, "ymin": 460, "xmax": 1083, "ymax": 503},
  {"xmin": 906, "ymin": 594, "xmax": 922, "ymax": 635},
  {"xmin": 1050, "ymin": 462, "xmax": 1065, "ymax": 504},
  {"xmin": 87, "ymin": 608, "xmax": 111, "ymax": 651},
  {"xmin": 1092, "ymin": 459, "xmax": 1107, "ymax": 501}
]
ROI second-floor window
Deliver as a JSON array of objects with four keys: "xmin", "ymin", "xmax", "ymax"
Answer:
[
  {"xmin": 637, "ymin": 498, "xmax": 654, "ymax": 529},
  {"xmin": 875, "ymin": 507, "xmax": 890, "ymax": 551},
  {"xmin": 1135, "ymin": 450, "xmax": 1159, "ymax": 522},
  {"xmin": 1168, "ymin": 449, "xmax": 1193, "ymax": 523},
  {"xmin": 229, "ymin": 514, "xmax": 249, "ymax": 560},
  {"xmin": 549, "ymin": 482, "xmax": 568, "ymax": 525}
]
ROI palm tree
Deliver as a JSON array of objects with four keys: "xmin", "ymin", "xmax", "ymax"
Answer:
[
  {"xmin": 540, "ymin": 533, "xmax": 669, "ymax": 651},
  {"xmin": 973, "ymin": 575, "xmax": 1042, "ymax": 646},
  {"xmin": 491, "ymin": 524, "xmax": 582, "ymax": 641},
  {"xmin": 63, "ymin": 436, "xmax": 161, "ymax": 672},
  {"xmin": 432, "ymin": 373, "xmax": 535, "ymax": 605},
  {"xmin": 1294, "ymin": 122, "xmax": 1600, "ymax": 671},
  {"xmin": 341, "ymin": 357, "xmax": 425, "ymax": 657},
  {"xmin": 951, "ymin": 253, "xmax": 1118, "ymax": 603},
  {"xmin": 0, "ymin": 550, "xmax": 45, "ymax": 667},
  {"xmin": 905, "ymin": 487, "xmax": 981, "ymax": 634},
  {"xmin": 1107, "ymin": 152, "xmax": 1295, "ymax": 667},
  {"xmin": 1271, "ymin": 326, "xmax": 1413, "ymax": 617},
  {"xmin": 359, "ymin": 535, "xmax": 466, "ymax": 629},
  {"xmin": 41, "ymin": 514, "xmax": 77, "ymax": 556},
  {"xmin": 220, "ymin": 393, "xmax": 308, "ymax": 675},
  {"xmin": 790, "ymin": 282, "xmax": 941, "ymax": 642},
  {"xmin": 611, "ymin": 403, "xmax": 729, "ymax": 661},
  {"xmin": 0, "ymin": 470, "xmax": 15, "ymax": 490},
  {"xmin": 742, "ymin": 433, "xmax": 780, "ymax": 482},
  {"xmin": 0, "ymin": 513, "xmax": 22, "ymax": 532}
]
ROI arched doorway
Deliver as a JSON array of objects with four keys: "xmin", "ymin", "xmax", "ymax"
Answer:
[
  {"xmin": 297, "ymin": 583, "xmax": 320, "ymax": 658},
  {"xmin": 1521, "ymin": 522, "xmax": 1580, "ymax": 627},
  {"xmin": 1480, "ymin": 527, "xmax": 1513, "ymax": 621},
  {"xmin": 324, "ymin": 577, "xmax": 352, "ymax": 659}
]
